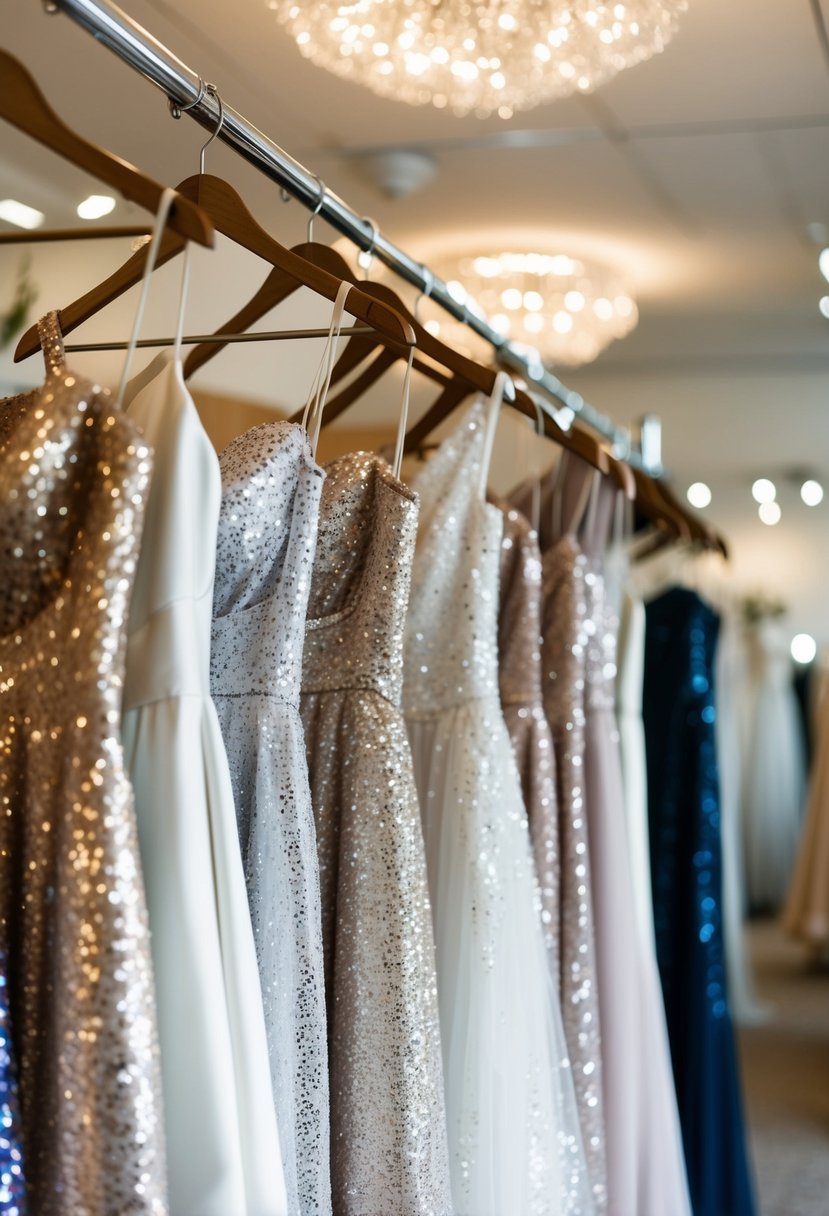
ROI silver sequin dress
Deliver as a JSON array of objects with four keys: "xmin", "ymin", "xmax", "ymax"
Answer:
[
  {"xmin": 405, "ymin": 402, "xmax": 593, "ymax": 1216},
  {"xmin": 211, "ymin": 422, "xmax": 331, "ymax": 1216},
  {"xmin": 0, "ymin": 314, "xmax": 167, "ymax": 1214},
  {"xmin": 299, "ymin": 452, "xmax": 453, "ymax": 1216}
]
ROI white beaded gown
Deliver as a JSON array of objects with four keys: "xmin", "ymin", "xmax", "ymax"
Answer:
[
  {"xmin": 404, "ymin": 397, "xmax": 594, "ymax": 1216},
  {"xmin": 211, "ymin": 422, "xmax": 332, "ymax": 1216},
  {"xmin": 121, "ymin": 353, "xmax": 287, "ymax": 1216}
]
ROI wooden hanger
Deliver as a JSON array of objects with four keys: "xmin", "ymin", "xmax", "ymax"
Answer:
[
  {"xmin": 0, "ymin": 226, "xmax": 151, "ymax": 245},
  {"xmin": 631, "ymin": 467, "xmax": 692, "ymax": 542},
  {"xmin": 64, "ymin": 180, "xmax": 631, "ymax": 495},
  {"xmin": 181, "ymin": 239, "xmax": 445, "ymax": 389},
  {"xmin": 15, "ymin": 175, "xmax": 415, "ymax": 361},
  {"xmin": 658, "ymin": 478, "xmax": 728, "ymax": 557},
  {"xmin": 0, "ymin": 52, "xmax": 212, "ymax": 250},
  {"xmin": 176, "ymin": 234, "xmax": 508, "ymax": 426},
  {"xmin": 303, "ymin": 279, "xmax": 633, "ymax": 489},
  {"xmin": 169, "ymin": 229, "xmax": 632, "ymax": 491}
]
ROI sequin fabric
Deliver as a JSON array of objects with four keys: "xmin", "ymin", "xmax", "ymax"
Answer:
[
  {"xmin": 535, "ymin": 533, "xmax": 607, "ymax": 1209},
  {"xmin": 0, "ymin": 951, "xmax": 26, "ymax": 1215},
  {"xmin": 0, "ymin": 314, "xmax": 167, "ymax": 1214},
  {"xmin": 491, "ymin": 496, "xmax": 559, "ymax": 961},
  {"xmin": 644, "ymin": 587, "xmax": 756, "ymax": 1216},
  {"xmin": 211, "ymin": 421, "xmax": 331, "ymax": 1216},
  {"xmin": 407, "ymin": 402, "xmax": 593, "ymax": 1216},
  {"xmin": 299, "ymin": 451, "xmax": 453, "ymax": 1216}
]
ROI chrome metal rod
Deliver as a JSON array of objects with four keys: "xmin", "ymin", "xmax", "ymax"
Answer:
[
  {"xmin": 46, "ymin": 0, "xmax": 656, "ymax": 470},
  {"xmin": 63, "ymin": 325, "xmax": 374, "ymax": 352}
]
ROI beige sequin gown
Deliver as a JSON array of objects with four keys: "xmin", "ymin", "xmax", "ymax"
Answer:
[
  {"xmin": 512, "ymin": 471, "xmax": 608, "ymax": 1211},
  {"xmin": 299, "ymin": 452, "xmax": 453, "ymax": 1216},
  {"xmin": 491, "ymin": 497, "xmax": 560, "ymax": 963},
  {"xmin": 0, "ymin": 314, "xmax": 167, "ymax": 1214}
]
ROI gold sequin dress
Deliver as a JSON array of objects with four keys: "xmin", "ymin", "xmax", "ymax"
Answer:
[
  {"xmin": 299, "ymin": 452, "xmax": 453, "ymax": 1216},
  {"xmin": 0, "ymin": 314, "xmax": 167, "ymax": 1214}
]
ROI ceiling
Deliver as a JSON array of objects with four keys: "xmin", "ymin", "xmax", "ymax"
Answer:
[{"xmin": 2, "ymin": 0, "xmax": 829, "ymax": 637}]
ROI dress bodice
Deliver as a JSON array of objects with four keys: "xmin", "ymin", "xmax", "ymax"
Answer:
[
  {"xmin": 492, "ymin": 496, "xmax": 546, "ymax": 708},
  {"xmin": 123, "ymin": 352, "xmax": 221, "ymax": 709},
  {"xmin": 302, "ymin": 451, "xmax": 418, "ymax": 706},
  {"xmin": 405, "ymin": 399, "xmax": 503, "ymax": 715},
  {"xmin": 211, "ymin": 422, "xmax": 324, "ymax": 705}
]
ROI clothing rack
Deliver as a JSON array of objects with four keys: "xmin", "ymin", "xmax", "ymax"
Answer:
[{"xmin": 41, "ymin": 0, "xmax": 661, "ymax": 474}]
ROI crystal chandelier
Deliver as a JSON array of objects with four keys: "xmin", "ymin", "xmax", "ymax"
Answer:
[
  {"xmin": 272, "ymin": 1, "xmax": 689, "ymax": 118},
  {"xmin": 428, "ymin": 251, "xmax": 639, "ymax": 367}
]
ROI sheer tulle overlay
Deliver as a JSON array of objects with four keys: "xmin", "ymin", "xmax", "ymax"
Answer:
[
  {"xmin": 406, "ymin": 401, "xmax": 594, "ymax": 1216},
  {"xmin": 408, "ymin": 705, "xmax": 591, "ymax": 1216}
]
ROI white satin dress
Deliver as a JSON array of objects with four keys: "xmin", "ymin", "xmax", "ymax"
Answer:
[
  {"xmin": 404, "ymin": 397, "xmax": 594, "ymax": 1216},
  {"xmin": 122, "ymin": 353, "xmax": 287, "ymax": 1216},
  {"xmin": 743, "ymin": 618, "xmax": 807, "ymax": 911}
]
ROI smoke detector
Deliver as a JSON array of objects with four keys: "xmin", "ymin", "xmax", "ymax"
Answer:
[{"xmin": 349, "ymin": 149, "xmax": 438, "ymax": 199}]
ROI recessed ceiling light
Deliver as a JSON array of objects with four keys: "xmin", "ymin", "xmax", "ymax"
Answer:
[
  {"xmin": 686, "ymin": 482, "xmax": 711, "ymax": 509},
  {"xmin": 751, "ymin": 478, "xmax": 776, "ymax": 504},
  {"xmin": 759, "ymin": 501, "xmax": 781, "ymax": 526},
  {"xmin": 820, "ymin": 297, "xmax": 829, "ymax": 319},
  {"xmin": 820, "ymin": 248, "xmax": 829, "ymax": 282},
  {"xmin": 0, "ymin": 198, "xmax": 45, "ymax": 230},
  {"xmin": 800, "ymin": 479, "xmax": 824, "ymax": 506},
  {"xmin": 791, "ymin": 633, "xmax": 817, "ymax": 664},
  {"xmin": 77, "ymin": 194, "xmax": 116, "ymax": 220}
]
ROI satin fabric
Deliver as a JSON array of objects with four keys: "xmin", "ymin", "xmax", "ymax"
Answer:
[{"xmin": 122, "ymin": 353, "xmax": 287, "ymax": 1216}]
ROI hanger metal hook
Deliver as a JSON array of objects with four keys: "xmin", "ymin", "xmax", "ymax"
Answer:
[
  {"xmin": 359, "ymin": 215, "xmax": 379, "ymax": 279},
  {"xmin": 169, "ymin": 75, "xmax": 207, "ymax": 121},
  {"xmin": 199, "ymin": 85, "xmax": 224, "ymax": 175},
  {"xmin": 307, "ymin": 176, "xmax": 326, "ymax": 243},
  {"xmin": 414, "ymin": 263, "xmax": 434, "ymax": 322}
]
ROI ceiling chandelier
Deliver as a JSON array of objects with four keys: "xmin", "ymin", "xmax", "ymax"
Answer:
[
  {"xmin": 428, "ymin": 251, "xmax": 639, "ymax": 368},
  {"xmin": 272, "ymin": 1, "xmax": 689, "ymax": 118}
]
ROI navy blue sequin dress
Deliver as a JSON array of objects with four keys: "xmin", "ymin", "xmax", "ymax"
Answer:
[
  {"xmin": 0, "ymin": 955, "xmax": 26, "ymax": 1215},
  {"xmin": 643, "ymin": 587, "xmax": 756, "ymax": 1216}
]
